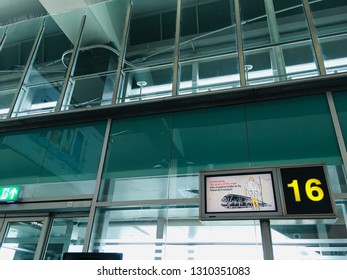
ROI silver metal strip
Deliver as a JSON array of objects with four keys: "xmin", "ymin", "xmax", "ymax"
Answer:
[
  {"xmin": 0, "ymin": 26, "xmax": 8, "ymax": 51},
  {"xmin": 113, "ymin": 1, "xmax": 133, "ymax": 104},
  {"xmin": 260, "ymin": 219, "xmax": 274, "ymax": 260},
  {"xmin": 35, "ymin": 216, "xmax": 51, "ymax": 260},
  {"xmin": 82, "ymin": 118, "xmax": 113, "ymax": 252},
  {"xmin": 7, "ymin": 22, "xmax": 45, "ymax": 118},
  {"xmin": 55, "ymin": 15, "xmax": 87, "ymax": 111},
  {"xmin": 326, "ymin": 91, "xmax": 347, "ymax": 170},
  {"xmin": 301, "ymin": 0, "xmax": 326, "ymax": 75},
  {"xmin": 234, "ymin": 0, "xmax": 246, "ymax": 86},
  {"xmin": 172, "ymin": 0, "xmax": 182, "ymax": 96}
]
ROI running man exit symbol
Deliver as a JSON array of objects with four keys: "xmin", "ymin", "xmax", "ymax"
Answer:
[{"xmin": 0, "ymin": 186, "xmax": 22, "ymax": 202}]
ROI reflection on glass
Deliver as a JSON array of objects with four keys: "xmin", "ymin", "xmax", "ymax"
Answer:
[
  {"xmin": 118, "ymin": 0, "xmax": 177, "ymax": 102},
  {"xmin": 240, "ymin": 0, "xmax": 318, "ymax": 83},
  {"xmin": 166, "ymin": 219, "xmax": 263, "ymax": 260},
  {"xmin": 90, "ymin": 207, "xmax": 163, "ymax": 259},
  {"xmin": 99, "ymin": 115, "xmax": 172, "ymax": 202},
  {"xmin": 0, "ymin": 18, "xmax": 43, "ymax": 119},
  {"xmin": 10, "ymin": 11, "xmax": 84, "ymax": 117},
  {"xmin": 89, "ymin": 207, "xmax": 263, "ymax": 260},
  {"xmin": 44, "ymin": 216, "xmax": 88, "ymax": 260},
  {"xmin": 0, "ymin": 220, "xmax": 44, "ymax": 260},
  {"xmin": 179, "ymin": 0, "xmax": 239, "ymax": 94},
  {"xmin": 310, "ymin": 1, "xmax": 347, "ymax": 74},
  {"xmin": 0, "ymin": 121, "xmax": 106, "ymax": 199},
  {"xmin": 62, "ymin": 1, "xmax": 128, "ymax": 110},
  {"xmin": 271, "ymin": 203, "xmax": 347, "ymax": 259}
]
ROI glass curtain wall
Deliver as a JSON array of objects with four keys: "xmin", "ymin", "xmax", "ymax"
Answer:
[
  {"xmin": 240, "ymin": 0, "xmax": 319, "ymax": 85},
  {"xmin": 309, "ymin": 0, "xmax": 347, "ymax": 74},
  {"xmin": 0, "ymin": 121, "xmax": 106, "ymax": 200},
  {"xmin": 118, "ymin": 0, "xmax": 178, "ymax": 102},
  {"xmin": 10, "ymin": 13, "xmax": 81, "ymax": 117},
  {"xmin": 178, "ymin": 0, "xmax": 240, "ymax": 94},
  {"xmin": 89, "ymin": 93, "xmax": 347, "ymax": 260},
  {"xmin": 0, "ymin": 18, "xmax": 43, "ymax": 119},
  {"xmin": 61, "ymin": 1, "xmax": 128, "ymax": 110}
]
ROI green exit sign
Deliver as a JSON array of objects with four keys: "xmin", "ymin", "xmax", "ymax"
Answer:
[{"xmin": 0, "ymin": 186, "xmax": 22, "ymax": 203}]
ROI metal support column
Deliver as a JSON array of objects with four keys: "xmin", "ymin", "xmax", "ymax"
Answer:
[
  {"xmin": 172, "ymin": 0, "xmax": 182, "ymax": 96},
  {"xmin": 112, "ymin": 1, "xmax": 133, "ymax": 104},
  {"xmin": 234, "ymin": 0, "xmax": 246, "ymax": 87},
  {"xmin": 83, "ymin": 118, "xmax": 113, "ymax": 252},
  {"xmin": 7, "ymin": 21, "xmax": 45, "ymax": 118},
  {"xmin": 260, "ymin": 219, "xmax": 274, "ymax": 260},
  {"xmin": 55, "ymin": 15, "xmax": 86, "ymax": 111},
  {"xmin": 264, "ymin": 0, "xmax": 287, "ymax": 81}
]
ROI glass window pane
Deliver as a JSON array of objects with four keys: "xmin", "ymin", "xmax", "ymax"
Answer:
[
  {"xmin": 169, "ymin": 106, "xmax": 248, "ymax": 199},
  {"xmin": 0, "ymin": 121, "xmax": 106, "ymax": 200},
  {"xmin": 0, "ymin": 18, "xmax": 43, "ymax": 119},
  {"xmin": 35, "ymin": 121, "xmax": 107, "ymax": 198},
  {"xmin": 179, "ymin": 0, "xmax": 239, "ymax": 94},
  {"xmin": 333, "ymin": 91, "xmax": 347, "ymax": 175},
  {"xmin": 100, "ymin": 114, "xmax": 172, "ymax": 202},
  {"xmin": 44, "ymin": 216, "xmax": 88, "ymax": 260},
  {"xmin": 89, "ymin": 207, "xmax": 263, "ymax": 260},
  {"xmin": 0, "ymin": 220, "xmax": 44, "ymax": 260},
  {"xmin": 0, "ymin": 129, "xmax": 49, "ymax": 186},
  {"xmin": 240, "ymin": 0, "xmax": 318, "ymax": 83},
  {"xmin": 310, "ymin": 1, "xmax": 347, "ymax": 74},
  {"xmin": 119, "ymin": 0, "xmax": 177, "ymax": 103},
  {"xmin": 271, "ymin": 202, "xmax": 347, "ymax": 259},
  {"xmin": 89, "ymin": 207, "xmax": 165, "ymax": 259},
  {"xmin": 166, "ymin": 219, "xmax": 263, "ymax": 260},
  {"xmin": 11, "ymin": 13, "xmax": 80, "ymax": 117},
  {"xmin": 246, "ymin": 94, "xmax": 342, "ymax": 166},
  {"xmin": 62, "ymin": 1, "xmax": 128, "ymax": 110}
]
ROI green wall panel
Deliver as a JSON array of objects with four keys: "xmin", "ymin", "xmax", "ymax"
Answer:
[
  {"xmin": 246, "ymin": 94, "xmax": 341, "ymax": 166},
  {"xmin": 103, "ymin": 114, "xmax": 173, "ymax": 178},
  {"xmin": 172, "ymin": 105, "xmax": 249, "ymax": 173},
  {"xmin": 333, "ymin": 91, "xmax": 347, "ymax": 151},
  {"xmin": 0, "ymin": 121, "xmax": 106, "ymax": 185}
]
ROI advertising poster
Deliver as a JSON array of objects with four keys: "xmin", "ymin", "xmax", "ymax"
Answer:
[{"xmin": 205, "ymin": 172, "xmax": 277, "ymax": 213}]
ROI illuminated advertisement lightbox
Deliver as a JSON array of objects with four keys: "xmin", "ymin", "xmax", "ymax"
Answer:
[{"xmin": 199, "ymin": 168, "xmax": 282, "ymax": 220}]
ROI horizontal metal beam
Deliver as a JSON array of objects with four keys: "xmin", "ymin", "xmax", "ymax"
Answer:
[{"xmin": 1, "ymin": 72, "xmax": 347, "ymax": 133}]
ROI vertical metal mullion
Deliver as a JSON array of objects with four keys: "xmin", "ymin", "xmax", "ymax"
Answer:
[
  {"xmin": 264, "ymin": 0, "xmax": 287, "ymax": 81},
  {"xmin": 38, "ymin": 215, "xmax": 55, "ymax": 260},
  {"xmin": 234, "ymin": 0, "xmax": 246, "ymax": 87},
  {"xmin": 112, "ymin": 1, "xmax": 133, "ymax": 104},
  {"xmin": 302, "ymin": 0, "xmax": 347, "ymax": 173},
  {"xmin": 34, "ymin": 216, "xmax": 51, "ymax": 260},
  {"xmin": 55, "ymin": 14, "xmax": 87, "ymax": 111},
  {"xmin": 82, "ymin": 118, "xmax": 113, "ymax": 252},
  {"xmin": 301, "ymin": 0, "xmax": 325, "ymax": 75},
  {"xmin": 260, "ymin": 219, "xmax": 274, "ymax": 260},
  {"xmin": 326, "ymin": 91, "xmax": 347, "ymax": 171},
  {"xmin": 172, "ymin": 0, "xmax": 182, "ymax": 97},
  {"xmin": 7, "ymin": 22, "xmax": 45, "ymax": 118},
  {"xmin": 0, "ymin": 27, "xmax": 8, "ymax": 50}
]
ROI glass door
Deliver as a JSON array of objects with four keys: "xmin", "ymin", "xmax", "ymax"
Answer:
[
  {"xmin": 0, "ymin": 214, "xmax": 90, "ymax": 260},
  {"xmin": 43, "ymin": 215, "xmax": 89, "ymax": 260},
  {"xmin": 0, "ymin": 217, "xmax": 49, "ymax": 260}
]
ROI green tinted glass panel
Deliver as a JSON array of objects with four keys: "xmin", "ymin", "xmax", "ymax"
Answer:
[
  {"xmin": 246, "ymin": 94, "xmax": 341, "ymax": 166},
  {"xmin": 333, "ymin": 91, "xmax": 347, "ymax": 149},
  {"xmin": 38, "ymin": 121, "xmax": 107, "ymax": 183},
  {"xmin": 103, "ymin": 114, "xmax": 173, "ymax": 179},
  {"xmin": 0, "ymin": 128, "xmax": 50, "ymax": 185},
  {"xmin": 172, "ymin": 106, "xmax": 249, "ymax": 174},
  {"xmin": 0, "ymin": 121, "xmax": 106, "ymax": 199}
]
